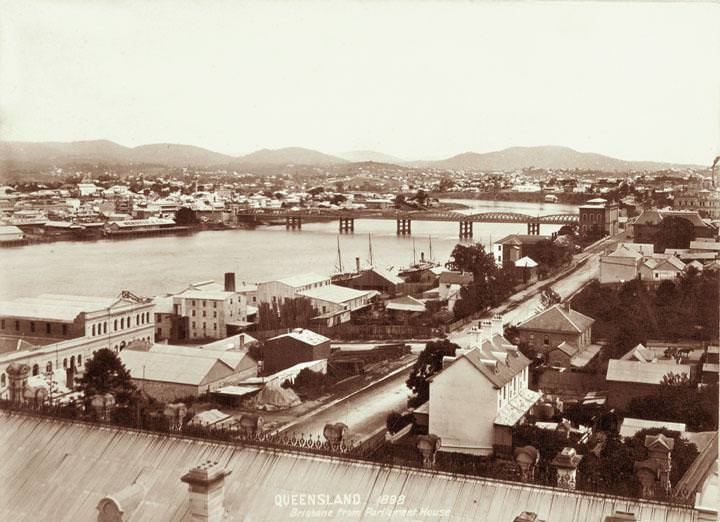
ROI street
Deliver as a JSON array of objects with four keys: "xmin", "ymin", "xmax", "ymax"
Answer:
[{"xmin": 280, "ymin": 363, "xmax": 413, "ymax": 442}]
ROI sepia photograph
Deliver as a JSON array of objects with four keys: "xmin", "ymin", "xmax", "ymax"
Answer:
[{"xmin": 0, "ymin": 1, "xmax": 718, "ymax": 521}]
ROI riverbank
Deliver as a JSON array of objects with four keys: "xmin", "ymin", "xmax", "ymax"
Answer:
[{"xmin": 432, "ymin": 191, "xmax": 595, "ymax": 205}]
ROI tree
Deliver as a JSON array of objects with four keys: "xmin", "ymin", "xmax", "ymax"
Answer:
[
  {"xmin": 558, "ymin": 225, "xmax": 577, "ymax": 237},
  {"xmin": 654, "ymin": 216, "xmax": 696, "ymax": 252},
  {"xmin": 406, "ymin": 340, "xmax": 459, "ymax": 408},
  {"xmin": 446, "ymin": 243, "xmax": 514, "ymax": 315},
  {"xmin": 660, "ymin": 372, "xmax": 692, "ymax": 387},
  {"xmin": 175, "ymin": 207, "xmax": 199, "ymax": 226},
  {"xmin": 76, "ymin": 349, "xmax": 137, "ymax": 405},
  {"xmin": 415, "ymin": 189, "xmax": 428, "ymax": 207}
]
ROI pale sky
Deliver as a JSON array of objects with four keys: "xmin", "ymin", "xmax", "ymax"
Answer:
[{"xmin": 1, "ymin": 1, "xmax": 718, "ymax": 164}]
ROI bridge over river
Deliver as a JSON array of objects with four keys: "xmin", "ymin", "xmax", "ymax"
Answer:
[{"xmin": 234, "ymin": 208, "xmax": 579, "ymax": 238}]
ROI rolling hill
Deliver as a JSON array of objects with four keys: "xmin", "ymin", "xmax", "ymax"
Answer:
[
  {"xmin": 236, "ymin": 147, "xmax": 347, "ymax": 166},
  {"xmin": 425, "ymin": 146, "xmax": 696, "ymax": 171},
  {"xmin": 338, "ymin": 150, "xmax": 406, "ymax": 165}
]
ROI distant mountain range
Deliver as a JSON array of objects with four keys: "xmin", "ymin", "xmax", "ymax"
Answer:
[{"xmin": 0, "ymin": 140, "xmax": 702, "ymax": 172}]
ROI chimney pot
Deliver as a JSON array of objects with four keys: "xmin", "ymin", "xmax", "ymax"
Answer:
[
  {"xmin": 224, "ymin": 272, "xmax": 236, "ymax": 292},
  {"xmin": 181, "ymin": 462, "xmax": 232, "ymax": 522}
]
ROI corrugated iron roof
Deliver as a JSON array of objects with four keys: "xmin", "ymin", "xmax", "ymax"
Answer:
[
  {"xmin": 606, "ymin": 359, "xmax": 692, "ymax": 385},
  {"xmin": 119, "ymin": 350, "xmax": 232, "ymax": 386},
  {"xmin": 0, "ymin": 412, "xmax": 701, "ymax": 522}
]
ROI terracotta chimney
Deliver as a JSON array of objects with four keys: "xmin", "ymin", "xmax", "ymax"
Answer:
[
  {"xmin": 224, "ymin": 272, "xmax": 236, "ymax": 292},
  {"xmin": 6, "ymin": 363, "xmax": 30, "ymax": 404},
  {"xmin": 181, "ymin": 461, "xmax": 232, "ymax": 522},
  {"xmin": 551, "ymin": 447, "xmax": 582, "ymax": 490}
]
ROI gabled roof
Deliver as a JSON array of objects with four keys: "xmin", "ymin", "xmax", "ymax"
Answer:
[
  {"xmin": 459, "ymin": 346, "xmax": 530, "ymax": 389},
  {"xmin": 298, "ymin": 285, "xmax": 373, "ymax": 305},
  {"xmin": 148, "ymin": 344, "xmax": 251, "ymax": 370},
  {"xmin": 514, "ymin": 256, "xmax": 538, "ymax": 268},
  {"xmin": 606, "ymin": 245, "xmax": 643, "ymax": 260},
  {"xmin": 273, "ymin": 273, "xmax": 330, "ymax": 288},
  {"xmin": 496, "ymin": 234, "xmax": 551, "ymax": 246},
  {"xmin": 620, "ymin": 344, "xmax": 656, "ymax": 363},
  {"xmin": 386, "ymin": 295, "xmax": 426, "ymax": 313},
  {"xmin": 366, "ymin": 267, "xmax": 404, "ymax": 285},
  {"xmin": 606, "ymin": 359, "xmax": 692, "ymax": 385},
  {"xmin": 119, "ymin": 350, "xmax": 233, "ymax": 386},
  {"xmin": 268, "ymin": 328, "xmax": 329, "ymax": 346},
  {"xmin": 517, "ymin": 304, "xmax": 594, "ymax": 334},
  {"xmin": 634, "ymin": 209, "xmax": 708, "ymax": 228}
]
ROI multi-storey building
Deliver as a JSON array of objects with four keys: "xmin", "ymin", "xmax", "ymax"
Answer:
[
  {"xmin": 154, "ymin": 275, "xmax": 248, "ymax": 342},
  {"xmin": 579, "ymin": 198, "xmax": 619, "ymax": 236},
  {"xmin": 673, "ymin": 188, "xmax": 720, "ymax": 219},
  {"xmin": 0, "ymin": 292, "xmax": 155, "ymax": 388}
]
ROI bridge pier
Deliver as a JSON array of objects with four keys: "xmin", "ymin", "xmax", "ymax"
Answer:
[
  {"xmin": 339, "ymin": 217, "xmax": 355, "ymax": 233},
  {"xmin": 527, "ymin": 222, "xmax": 540, "ymax": 235},
  {"xmin": 396, "ymin": 218, "xmax": 412, "ymax": 236},
  {"xmin": 286, "ymin": 216, "xmax": 302, "ymax": 230},
  {"xmin": 459, "ymin": 221, "xmax": 473, "ymax": 239}
]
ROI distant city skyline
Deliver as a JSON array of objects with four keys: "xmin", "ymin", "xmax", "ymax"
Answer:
[{"xmin": 1, "ymin": 1, "xmax": 718, "ymax": 165}]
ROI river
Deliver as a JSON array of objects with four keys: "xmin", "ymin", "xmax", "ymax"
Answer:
[{"xmin": 0, "ymin": 199, "xmax": 577, "ymax": 299}]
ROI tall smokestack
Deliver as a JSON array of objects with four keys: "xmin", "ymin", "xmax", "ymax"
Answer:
[
  {"xmin": 712, "ymin": 155, "xmax": 720, "ymax": 188},
  {"xmin": 420, "ymin": 252, "xmax": 425, "ymax": 262},
  {"xmin": 224, "ymin": 272, "xmax": 236, "ymax": 292},
  {"xmin": 355, "ymin": 257, "xmax": 360, "ymax": 273}
]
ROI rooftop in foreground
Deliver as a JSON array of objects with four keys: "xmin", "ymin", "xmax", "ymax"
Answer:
[{"xmin": 0, "ymin": 411, "xmax": 706, "ymax": 522}]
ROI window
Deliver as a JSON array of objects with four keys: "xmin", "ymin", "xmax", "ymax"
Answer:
[
  {"xmin": 46, "ymin": 361, "xmax": 52, "ymax": 373},
  {"xmin": 192, "ymin": 310, "xmax": 196, "ymax": 316},
  {"xmin": 213, "ymin": 323, "xmax": 217, "ymax": 330},
  {"xmin": 32, "ymin": 364, "xmax": 39, "ymax": 376},
  {"xmin": 213, "ymin": 302, "xmax": 217, "ymax": 308},
  {"xmin": 203, "ymin": 311, "xmax": 207, "ymax": 317},
  {"xmin": 1, "ymin": 319, "xmax": 4, "ymax": 329},
  {"xmin": 544, "ymin": 335, "xmax": 549, "ymax": 346},
  {"xmin": 45, "ymin": 322, "xmax": 51, "ymax": 334},
  {"xmin": 0, "ymin": 374, "xmax": 5, "ymax": 387},
  {"xmin": 192, "ymin": 322, "xmax": 196, "ymax": 328},
  {"xmin": 213, "ymin": 311, "xmax": 217, "ymax": 318},
  {"xmin": 62, "ymin": 324, "xmax": 68, "ymax": 336},
  {"xmin": 78, "ymin": 354, "xmax": 82, "ymax": 365},
  {"xmin": 103, "ymin": 322, "xmax": 107, "ymax": 334},
  {"xmin": 203, "ymin": 300, "xmax": 207, "ymax": 307},
  {"xmin": 203, "ymin": 322, "xmax": 207, "ymax": 330},
  {"xmin": 121, "ymin": 318, "xmax": 125, "ymax": 329},
  {"xmin": 157, "ymin": 328, "xmax": 162, "ymax": 337},
  {"xmin": 146, "ymin": 312, "xmax": 150, "ymax": 323},
  {"xmin": 63, "ymin": 358, "xmax": 67, "ymax": 368},
  {"xmin": 192, "ymin": 300, "xmax": 196, "ymax": 306},
  {"xmin": 92, "ymin": 324, "xmax": 96, "ymax": 336},
  {"xmin": 30, "ymin": 321, "xmax": 36, "ymax": 333},
  {"xmin": 15, "ymin": 320, "xmax": 19, "ymax": 331},
  {"xmin": 114, "ymin": 319, "xmax": 118, "ymax": 330},
  {"xmin": 70, "ymin": 356, "xmax": 75, "ymax": 368}
]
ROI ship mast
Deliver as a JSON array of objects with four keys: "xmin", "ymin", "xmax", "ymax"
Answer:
[
  {"xmin": 335, "ymin": 235, "xmax": 344, "ymax": 273},
  {"xmin": 368, "ymin": 233, "xmax": 374, "ymax": 267}
]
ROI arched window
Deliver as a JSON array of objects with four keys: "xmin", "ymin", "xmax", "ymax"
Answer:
[
  {"xmin": 32, "ymin": 364, "xmax": 39, "ymax": 376},
  {"xmin": 70, "ymin": 355, "xmax": 75, "ymax": 369},
  {"xmin": 146, "ymin": 312, "xmax": 150, "ymax": 323},
  {"xmin": 120, "ymin": 318, "xmax": 125, "ymax": 329},
  {"xmin": 63, "ymin": 358, "xmax": 68, "ymax": 369},
  {"xmin": 78, "ymin": 354, "xmax": 82, "ymax": 366},
  {"xmin": 119, "ymin": 341, "xmax": 126, "ymax": 351},
  {"xmin": 114, "ymin": 319, "xmax": 118, "ymax": 331},
  {"xmin": 103, "ymin": 322, "xmax": 107, "ymax": 334},
  {"xmin": 91, "ymin": 324, "xmax": 96, "ymax": 336}
]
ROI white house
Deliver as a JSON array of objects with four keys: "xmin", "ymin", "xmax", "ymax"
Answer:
[{"xmin": 428, "ymin": 317, "xmax": 541, "ymax": 456}]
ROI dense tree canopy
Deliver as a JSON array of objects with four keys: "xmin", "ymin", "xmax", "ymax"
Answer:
[
  {"xmin": 174, "ymin": 207, "xmax": 199, "ymax": 225},
  {"xmin": 445, "ymin": 243, "xmax": 514, "ymax": 318},
  {"xmin": 257, "ymin": 297, "xmax": 317, "ymax": 330},
  {"xmin": 76, "ymin": 348, "xmax": 137, "ymax": 405},
  {"xmin": 406, "ymin": 340, "xmax": 459, "ymax": 408},
  {"xmin": 654, "ymin": 216, "xmax": 696, "ymax": 252},
  {"xmin": 572, "ymin": 269, "xmax": 718, "ymax": 356}
]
